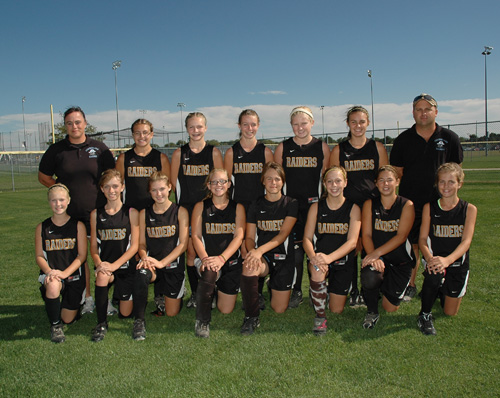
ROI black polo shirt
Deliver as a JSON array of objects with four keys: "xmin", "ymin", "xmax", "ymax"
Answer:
[
  {"xmin": 390, "ymin": 123, "xmax": 463, "ymax": 209},
  {"xmin": 39, "ymin": 135, "xmax": 115, "ymax": 224}
]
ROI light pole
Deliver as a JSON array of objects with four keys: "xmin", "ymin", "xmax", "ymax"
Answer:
[
  {"xmin": 177, "ymin": 102, "xmax": 186, "ymax": 143},
  {"xmin": 21, "ymin": 96, "xmax": 27, "ymax": 151},
  {"xmin": 482, "ymin": 46, "xmax": 493, "ymax": 157},
  {"xmin": 112, "ymin": 60, "xmax": 122, "ymax": 147},
  {"xmin": 320, "ymin": 106, "xmax": 325, "ymax": 134},
  {"xmin": 367, "ymin": 70, "xmax": 375, "ymax": 139}
]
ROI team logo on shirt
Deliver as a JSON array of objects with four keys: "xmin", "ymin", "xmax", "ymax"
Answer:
[
  {"xmin": 45, "ymin": 238, "xmax": 76, "ymax": 251},
  {"xmin": 374, "ymin": 218, "xmax": 399, "ymax": 232},
  {"xmin": 317, "ymin": 222, "xmax": 349, "ymax": 235},
  {"xmin": 98, "ymin": 228, "xmax": 127, "ymax": 241},
  {"xmin": 286, "ymin": 156, "xmax": 317, "ymax": 168},
  {"xmin": 433, "ymin": 224, "xmax": 463, "ymax": 237},
  {"xmin": 233, "ymin": 162, "xmax": 263, "ymax": 174},
  {"xmin": 147, "ymin": 225, "xmax": 177, "ymax": 238},
  {"xmin": 86, "ymin": 147, "xmax": 99, "ymax": 158},
  {"xmin": 205, "ymin": 223, "xmax": 236, "ymax": 234},
  {"xmin": 258, "ymin": 219, "xmax": 283, "ymax": 231},
  {"xmin": 183, "ymin": 164, "xmax": 209, "ymax": 176},
  {"xmin": 128, "ymin": 166, "xmax": 157, "ymax": 177},
  {"xmin": 343, "ymin": 159, "xmax": 375, "ymax": 172},
  {"xmin": 434, "ymin": 138, "xmax": 448, "ymax": 152}
]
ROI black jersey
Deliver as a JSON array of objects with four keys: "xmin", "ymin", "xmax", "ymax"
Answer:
[
  {"xmin": 390, "ymin": 124, "xmax": 463, "ymax": 209},
  {"xmin": 201, "ymin": 198, "xmax": 239, "ymax": 263},
  {"xmin": 231, "ymin": 141, "xmax": 266, "ymax": 205},
  {"xmin": 281, "ymin": 137, "xmax": 324, "ymax": 211},
  {"xmin": 123, "ymin": 148, "xmax": 163, "ymax": 210},
  {"xmin": 247, "ymin": 195, "xmax": 298, "ymax": 257},
  {"xmin": 144, "ymin": 204, "xmax": 184, "ymax": 272},
  {"xmin": 314, "ymin": 199, "xmax": 356, "ymax": 265},
  {"xmin": 176, "ymin": 143, "xmax": 214, "ymax": 208},
  {"xmin": 427, "ymin": 199, "xmax": 470, "ymax": 270},
  {"xmin": 96, "ymin": 206, "xmax": 132, "ymax": 272},
  {"xmin": 369, "ymin": 196, "xmax": 415, "ymax": 266},
  {"xmin": 39, "ymin": 136, "xmax": 115, "ymax": 223},
  {"xmin": 339, "ymin": 139, "xmax": 379, "ymax": 207},
  {"xmin": 40, "ymin": 217, "xmax": 82, "ymax": 279}
]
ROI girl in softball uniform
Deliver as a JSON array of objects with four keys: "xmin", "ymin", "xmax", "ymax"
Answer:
[
  {"xmin": 330, "ymin": 106, "xmax": 388, "ymax": 307},
  {"xmin": 191, "ymin": 168, "xmax": 245, "ymax": 337},
  {"xmin": 303, "ymin": 166, "xmax": 361, "ymax": 335},
  {"xmin": 417, "ymin": 163, "xmax": 476, "ymax": 335},
  {"xmin": 133, "ymin": 171, "xmax": 189, "ymax": 340},
  {"xmin": 240, "ymin": 162, "xmax": 298, "ymax": 335},
  {"xmin": 274, "ymin": 106, "xmax": 330, "ymax": 308},
  {"xmin": 35, "ymin": 184, "xmax": 87, "ymax": 343},
  {"xmin": 89, "ymin": 169, "xmax": 139, "ymax": 342},
  {"xmin": 360, "ymin": 165, "xmax": 415, "ymax": 329},
  {"xmin": 170, "ymin": 112, "xmax": 223, "ymax": 308}
]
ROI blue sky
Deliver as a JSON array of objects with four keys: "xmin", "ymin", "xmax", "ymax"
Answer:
[{"xmin": 1, "ymin": 0, "xmax": 500, "ymax": 146}]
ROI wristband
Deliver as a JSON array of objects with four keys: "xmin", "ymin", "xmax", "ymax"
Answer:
[{"xmin": 220, "ymin": 253, "xmax": 227, "ymax": 262}]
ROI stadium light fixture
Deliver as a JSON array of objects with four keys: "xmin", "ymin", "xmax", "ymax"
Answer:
[
  {"xmin": 112, "ymin": 60, "xmax": 122, "ymax": 147},
  {"xmin": 177, "ymin": 102, "xmax": 186, "ymax": 143},
  {"xmin": 482, "ymin": 46, "xmax": 493, "ymax": 156},
  {"xmin": 367, "ymin": 70, "xmax": 375, "ymax": 139}
]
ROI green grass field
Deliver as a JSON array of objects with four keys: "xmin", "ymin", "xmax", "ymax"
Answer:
[{"xmin": 1, "ymin": 167, "xmax": 499, "ymax": 397}]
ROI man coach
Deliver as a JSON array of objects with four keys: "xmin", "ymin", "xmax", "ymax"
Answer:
[{"xmin": 390, "ymin": 94, "xmax": 463, "ymax": 300}]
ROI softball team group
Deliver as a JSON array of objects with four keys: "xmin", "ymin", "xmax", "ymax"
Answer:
[{"xmin": 36, "ymin": 103, "xmax": 476, "ymax": 343}]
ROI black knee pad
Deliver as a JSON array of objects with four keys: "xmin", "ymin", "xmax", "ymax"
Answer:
[
  {"xmin": 134, "ymin": 269, "xmax": 152, "ymax": 292},
  {"xmin": 423, "ymin": 271, "xmax": 443, "ymax": 291},
  {"xmin": 361, "ymin": 267, "xmax": 383, "ymax": 290},
  {"xmin": 201, "ymin": 269, "xmax": 218, "ymax": 284}
]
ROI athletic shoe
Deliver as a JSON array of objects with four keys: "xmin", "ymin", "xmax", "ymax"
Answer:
[
  {"xmin": 349, "ymin": 291, "xmax": 359, "ymax": 308},
  {"xmin": 417, "ymin": 312, "xmax": 437, "ymax": 336},
  {"xmin": 403, "ymin": 285, "xmax": 417, "ymax": 302},
  {"xmin": 240, "ymin": 316, "xmax": 260, "ymax": 336},
  {"xmin": 195, "ymin": 320, "xmax": 210, "ymax": 338},
  {"xmin": 107, "ymin": 301, "xmax": 118, "ymax": 316},
  {"xmin": 91, "ymin": 322, "xmax": 108, "ymax": 342},
  {"xmin": 313, "ymin": 317, "xmax": 328, "ymax": 336},
  {"xmin": 50, "ymin": 323, "xmax": 65, "ymax": 343},
  {"xmin": 133, "ymin": 319, "xmax": 146, "ymax": 341},
  {"xmin": 288, "ymin": 290, "xmax": 303, "ymax": 309},
  {"xmin": 186, "ymin": 293, "xmax": 197, "ymax": 309},
  {"xmin": 356, "ymin": 294, "xmax": 366, "ymax": 308},
  {"xmin": 362, "ymin": 312, "xmax": 380, "ymax": 329},
  {"xmin": 81, "ymin": 296, "xmax": 95, "ymax": 315},
  {"xmin": 151, "ymin": 295, "xmax": 166, "ymax": 317}
]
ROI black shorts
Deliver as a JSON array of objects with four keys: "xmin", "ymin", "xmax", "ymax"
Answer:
[
  {"xmin": 380, "ymin": 261, "xmax": 413, "ymax": 306},
  {"xmin": 39, "ymin": 274, "xmax": 85, "ymax": 311},
  {"xmin": 155, "ymin": 265, "xmax": 185, "ymax": 299},
  {"xmin": 327, "ymin": 256, "xmax": 355, "ymax": 296},
  {"xmin": 216, "ymin": 258, "xmax": 242, "ymax": 295},
  {"xmin": 114, "ymin": 270, "xmax": 135, "ymax": 301},
  {"xmin": 423, "ymin": 267, "xmax": 469, "ymax": 299},
  {"xmin": 264, "ymin": 254, "xmax": 295, "ymax": 291}
]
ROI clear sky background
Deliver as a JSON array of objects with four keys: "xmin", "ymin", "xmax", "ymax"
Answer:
[{"xmin": 1, "ymin": 0, "xmax": 500, "ymax": 146}]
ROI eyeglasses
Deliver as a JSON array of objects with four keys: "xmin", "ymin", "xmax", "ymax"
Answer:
[
  {"xmin": 133, "ymin": 131, "xmax": 151, "ymax": 137},
  {"xmin": 413, "ymin": 94, "xmax": 434, "ymax": 103},
  {"xmin": 209, "ymin": 179, "xmax": 228, "ymax": 186}
]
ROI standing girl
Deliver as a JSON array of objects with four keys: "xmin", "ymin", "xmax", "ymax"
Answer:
[
  {"xmin": 133, "ymin": 171, "xmax": 189, "ymax": 340},
  {"xmin": 116, "ymin": 118, "xmax": 171, "ymax": 316},
  {"xmin": 330, "ymin": 106, "xmax": 388, "ymax": 307},
  {"xmin": 35, "ymin": 184, "xmax": 87, "ymax": 343},
  {"xmin": 191, "ymin": 169, "xmax": 246, "ymax": 337},
  {"xmin": 417, "ymin": 163, "xmax": 477, "ymax": 335},
  {"xmin": 224, "ymin": 109, "xmax": 274, "ymax": 308},
  {"xmin": 171, "ymin": 112, "xmax": 223, "ymax": 308},
  {"xmin": 274, "ymin": 106, "xmax": 330, "ymax": 308},
  {"xmin": 240, "ymin": 162, "xmax": 298, "ymax": 335},
  {"xmin": 89, "ymin": 170, "xmax": 139, "ymax": 342},
  {"xmin": 360, "ymin": 165, "xmax": 415, "ymax": 329},
  {"xmin": 303, "ymin": 166, "xmax": 361, "ymax": 335}
]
